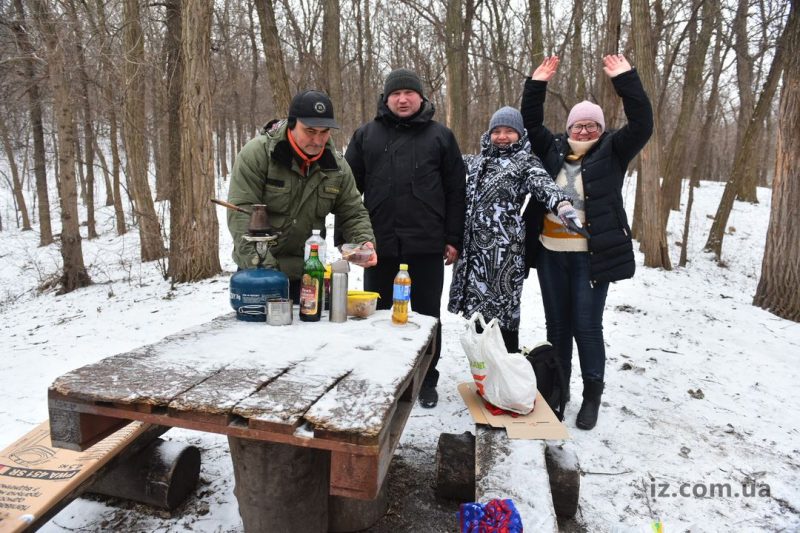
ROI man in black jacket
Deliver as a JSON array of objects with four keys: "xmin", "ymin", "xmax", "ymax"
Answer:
[{"xmin": 344, "ymin": 68, "xmax": 466, "ymax": 408}]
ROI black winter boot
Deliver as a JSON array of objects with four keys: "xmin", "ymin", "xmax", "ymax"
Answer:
[{"xmin": 576, "ymin": 380, "xmax": 604, "ymax": 430}]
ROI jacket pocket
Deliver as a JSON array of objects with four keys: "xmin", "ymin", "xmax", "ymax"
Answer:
[
  {"xmin": 316, "ymin": 177, "xmax": 342, "ymax": 218},
  {"xmin": 411, "ymin": 171, "xmax": 445, "ymax": 220},
  {"xmin": 265, "ymin": 181, "xmax": 292, "ymax": 215},
  {"xmin": 615, "ymin": 205, "xmax": 631, "ymax": 237},
  {"xmin": 363, "ymin": 173, "xmax": 390, "ymax": 213}
]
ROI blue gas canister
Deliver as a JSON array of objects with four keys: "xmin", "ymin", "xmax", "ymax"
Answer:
[{"xmin": 230, "ymin": 266, "xmax": 289, "ymax": 322}]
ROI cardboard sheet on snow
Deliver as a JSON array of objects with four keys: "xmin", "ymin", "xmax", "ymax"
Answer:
[
  {"xmin": 0, "ymin": 421, "xmax": 148, "ymax": 533},
  {"xmin": 458, "ymin": 382, "xmax": 570, "ymax": 440}
]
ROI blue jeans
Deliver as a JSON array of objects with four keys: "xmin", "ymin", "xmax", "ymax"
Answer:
[{"xmin": 536, "ymin": 248, "xmax": 609, "ymax": 382}]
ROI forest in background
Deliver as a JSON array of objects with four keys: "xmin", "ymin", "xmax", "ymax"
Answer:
[{"xmin": 0, "ymin": 0, "xmax": 797, "ymax": 321}]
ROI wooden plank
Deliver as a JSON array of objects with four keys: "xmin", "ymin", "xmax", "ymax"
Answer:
[
  {"xmin": 49, "ymin": 351, "xmax": 219, "ymax": 409},
  {"xmin": 329, "ymin": 449, "xmax": 379, "ymax": 500},
  {"xmin": 0, "ymin": 422, "xmax": 165, "ymax": 533},
  {"xmin": 48, "ymin": 393, "xmax": 129, "ymax": 451},
  {"xmin": 168, "ymin": 367, "xmax": 286, "ymax": 425},
  {"xmin": 234, "ymin": 362, "xmax": 351, "ymax": 434},
  {"xmin": 46, "ymin": 397, "xmax": 376, "ymax": 456},
  {"xmin": 475, "ymin": 426, "xmax": 558, "ymax": 532},
  {"xmin": 305, "ymin": 323, "xmax": 437, "ymax": 445}
]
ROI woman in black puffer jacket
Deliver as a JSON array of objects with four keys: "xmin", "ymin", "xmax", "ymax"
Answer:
[{"xmin": 521, "ymin": 54, "xmax": 653, "ymax": 430}]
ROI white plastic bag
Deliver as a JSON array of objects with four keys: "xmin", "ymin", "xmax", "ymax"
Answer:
[{"xmin": 460, "ymin": 313, "xmax": 537, "ymax": 414}]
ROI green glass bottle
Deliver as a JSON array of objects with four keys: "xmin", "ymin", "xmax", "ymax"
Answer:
[{"xmin": 299, "ymin": 244, "xmax": 325, "ymax": 322}]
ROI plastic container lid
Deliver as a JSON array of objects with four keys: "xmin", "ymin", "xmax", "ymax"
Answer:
[{"xmin": 347, "ymin": 290, "xmax": 380, "ymax": 301}]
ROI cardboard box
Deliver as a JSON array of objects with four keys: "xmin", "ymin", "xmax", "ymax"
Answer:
[
  {"xmin": 458, "ymin": 382, "xmax": 570, "ymax": 440},
  {"xmin": 0, "ymin": 421, "xmax": 148, "ymax": 533}
]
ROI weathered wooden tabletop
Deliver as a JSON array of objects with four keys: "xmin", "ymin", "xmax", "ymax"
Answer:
[{"xmin": 48, "ymin": 310, "xmax": 437, "ymax": 499}]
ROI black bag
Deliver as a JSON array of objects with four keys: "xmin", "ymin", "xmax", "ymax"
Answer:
[{"xmin": 524, "ymin": 342, "xmax": 567, "ymax": 421}]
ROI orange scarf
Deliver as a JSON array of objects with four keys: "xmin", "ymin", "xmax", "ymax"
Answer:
[{"xmin": 287, "ymin": 129, "xmax": 324, "ymax": 175}]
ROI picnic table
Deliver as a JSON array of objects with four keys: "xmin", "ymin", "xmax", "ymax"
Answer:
[{"xmin": 46, "ymin": 310, "xmax": 438, "ymax": 532}]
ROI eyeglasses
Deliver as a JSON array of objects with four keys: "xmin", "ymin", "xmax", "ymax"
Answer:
[{"xmin": 569, "ymin": 122, "xmax": 600, "ymax": 133}]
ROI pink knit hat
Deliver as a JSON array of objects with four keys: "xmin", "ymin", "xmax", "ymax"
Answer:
[{"xmin": 566, "ymin": 101, "xmax": 605, "ymax": 132}]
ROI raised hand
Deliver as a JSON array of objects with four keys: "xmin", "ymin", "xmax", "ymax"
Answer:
[
  {"xmin": 602, "ymin": 54, "xmax": 632, "ymax": 78},
  {"xmin": 531, "ymin": 56, "xmax": 560, "ymax": 82}
]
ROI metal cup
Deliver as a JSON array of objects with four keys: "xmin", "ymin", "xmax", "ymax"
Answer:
[{"xmin": 266, "ymin": 298, "xmax": 293, "ymax": 326}]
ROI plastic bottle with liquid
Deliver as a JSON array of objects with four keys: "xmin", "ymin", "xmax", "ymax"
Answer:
[
  {"xmin": 391, "ymin": 264, "xmax": 411, "ymax": 326},
  {"xmin": 304, "ymin": 229, "xmax": 327, "ymax": 263},
  {"xmin": 299, "ymin": 244, "xmax": 325, "ymax": 322}
]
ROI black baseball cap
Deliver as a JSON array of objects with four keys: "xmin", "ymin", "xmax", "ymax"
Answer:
[{"xmin": 288, "ymin": 90, "xmax": 340, "ymax": 129}]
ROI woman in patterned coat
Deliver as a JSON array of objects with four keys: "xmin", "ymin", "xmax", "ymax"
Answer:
[{"xmin": 448, "ymin": 107, "xmax": 575, "ymax": 353}]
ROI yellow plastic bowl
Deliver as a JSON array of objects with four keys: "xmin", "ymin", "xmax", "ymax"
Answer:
[{"xmin": 347, "ymin": 291, "xmax": 380, "ymax": 317}]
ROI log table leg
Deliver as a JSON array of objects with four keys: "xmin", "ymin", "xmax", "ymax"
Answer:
[
  {"xmin": 328, "ymin": 477, "xmax": 389, "ymax": 532},
  {"xmin": 89, "ymin": 438, "xmax": 201, "ymax": 510},
  {"xmin": 228, "ymin": 437, "xmax": 330, "ymax": 533}
]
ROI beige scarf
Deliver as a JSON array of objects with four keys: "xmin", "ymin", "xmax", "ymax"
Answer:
[{"xmin": 565, "ymin": 138, "xmax": 598, "ymax": 161}]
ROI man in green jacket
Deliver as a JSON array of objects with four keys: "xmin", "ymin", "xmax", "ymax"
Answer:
[{"xmin": 227, "ymin": 90, "xmax": 377, "ymax": 300}]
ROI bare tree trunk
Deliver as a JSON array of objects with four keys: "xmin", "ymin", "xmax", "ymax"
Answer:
[
  {"xmin": 689, "ymin": 8, "xmax": 726, "ymax": 186},
  {"xmin": 217, "ymin": 114, "xmax": 228, "ymax": 178},
  {"xmin": 110, "ymin": 110, "xmax": 126, "ymax": 235},
  {"xmin": 152, "ymin": 67, "xmax": 168, "ymax": 202},
  {"xmin": 631, "ymin": 0, "xmax": 671, "ymax": 269},
  {"xmin": 704, "ymin": 13, "xmax": 790, "ymax": 260},
  {"xmin": 528, "ymin": 0, "xmax": 544, "ymax": 63},
  {"xmin": 248, "ymin": 3, "xmax": 260, "ymax": 130},
  {"xmin": 680, "ymin": 8, "xmax": 725, "ymax": 267},
  {"xmin": 354, "ymin": 0, "xmax": 367, "ymax": 123},
  {"xmin": 487, "ymin": 0, "xmax": 512, "ymax": 105},
  {"xmin": 631, "ymin": 159, "xmax": 643, "ymax": 239},
  {"xmin": 568, "ymin": 0, "xmax": 586, "ymax": 99},
  {"xmin": 170, "ymin": 0, "xmax": 221, "ymax": 282},
  {"xmin": 753, "ymin": 2, "xmax": 800, "ymax": 322},
  {"xmin": 73, "ymin": 123, "xmax": 87, "ymax": 204},
  {"xmin": 11, "ymin": 0, "xmax": 53, "ymax": 245},
  {"xmin": 0, "ymin": 115, "xmax": 32, "ymax": 230},
  {"xmin": 123, "ymin": 0, "xmax": 166, "ymax": 262},
  {"xmin": 445, "ymin": 0, "xmax": 477, "ymax": 149},
  {"xmin": 363, "ymin": 0, "xmax": 374, "ymax": 121},
  {"xmin": 678, "ymin": 173, "xmax": 695, "ymax": 268},
  {"xmin": 31, "ymin": 0, "xmax": 92, "ymax": 293},
  {"xmin": 732, "ymin": 0, "xmax": 757, "ymax": 203},
  {"xmin": 93, "ymin": 134, "xmax": 114, "ymax": 206},
  {"xmin": 67, "ymin": 0, "xmax": 98, "ymax": 239},
  {"xmin": 219, "ymin": 4, "xmax": 244, "ymax": 157},
  {"xmin": 254, "ymin": 0, "xmax": 292, "ymax": 116},
  {"xmin": 598, "ymin": 0, "xmax": 622, "ymax": 123},
  {"xmin": 89, "ymin": 0, "xmax": 126, "ymax": 234},
  {"xmin": 165, "ymin": 0, "xmax": 183, "ymax": 262},
  {"xmin": 322, "ymin": 0, "xmax": 344, "ymax": 143},
  {"xmin": 658, "ymin": 0, "xmax": 714, "ymax": 222}
]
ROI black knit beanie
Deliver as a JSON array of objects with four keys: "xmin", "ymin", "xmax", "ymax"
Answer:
[{"xmin": 383, "ymin": 68, "xmax": 424, "ymax": 100}]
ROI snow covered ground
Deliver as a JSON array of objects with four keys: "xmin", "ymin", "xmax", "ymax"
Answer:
[{"xmin": 1, "ymin": 177, "xmax": 798, "ymax": 532}]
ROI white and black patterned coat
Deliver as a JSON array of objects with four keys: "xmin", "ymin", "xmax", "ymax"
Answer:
[{"xmin": 447, "ymin": 131, "xmax": 570, "ymax": 330}]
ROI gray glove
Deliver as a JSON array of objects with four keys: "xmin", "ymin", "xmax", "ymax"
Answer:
[
  {"xmin": 557, "ymin": 202, "xmax": 590, "ymax": 238},
  {"xmin": 557, "ymin": 202, "xmax": 581, "ymax": 230}
]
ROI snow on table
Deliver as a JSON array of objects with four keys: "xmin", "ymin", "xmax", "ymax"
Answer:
[{"xmin": 48, "ymin": 310, "xmax": 437, "ymax": 446}]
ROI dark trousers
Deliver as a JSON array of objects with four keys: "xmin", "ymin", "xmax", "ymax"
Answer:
[
  {"xmin": 536, "ymin": 248, "xmax": 609, "ymax": 382},
  {"xmin": 365, "ymin": 254, "xmax": 443, "ymax": 387}
]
